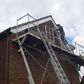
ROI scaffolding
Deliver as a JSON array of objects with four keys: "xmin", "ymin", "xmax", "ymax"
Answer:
[{"xmin": 12, "ymin": 13, "xmax": 84, "ymax": 84}]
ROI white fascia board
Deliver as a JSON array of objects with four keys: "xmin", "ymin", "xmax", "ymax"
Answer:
[{"xmin": 11, "ymin": 17, "xmax": 55, "ymax": 33}]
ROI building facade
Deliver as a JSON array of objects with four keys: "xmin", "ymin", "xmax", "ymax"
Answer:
[{"xmin": 0, "ymin": 15, "xmax": 81, "ymax": 84}]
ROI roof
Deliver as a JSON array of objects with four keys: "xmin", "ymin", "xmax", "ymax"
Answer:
[
  {"xmin": 0, "ymin": 28, "xmax": 10, "ymax": 39},
  {"xmin": 10, "ymin": 15, "xmax": 56, "ymax": 33},
  {"xmin": 10, "ymin": 15, "xmax": 52, "ymax": 29},
  {"xmin": 0, "ymin": 15, "xmax": 55, "ymax": 39}
]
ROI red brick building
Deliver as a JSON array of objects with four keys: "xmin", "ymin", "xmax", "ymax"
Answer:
[{"xmin": 0, "ymin": 15, "xmax": 83, "ymax": 84}]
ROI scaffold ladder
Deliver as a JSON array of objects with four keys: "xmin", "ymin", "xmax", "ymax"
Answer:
[
  {"xmin": 39, "ymin": 30, "xmax": 70, "ymax": 84},
  {"xmin": 17, "ymin": 39, "xmax": 35, "ymax": 84}
]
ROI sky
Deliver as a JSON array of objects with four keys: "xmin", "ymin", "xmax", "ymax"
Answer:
[
  {"xmin": 0, "ymin": 0, "xmax": 84, "ymax": 45},
  {"xmin": 0, "ymin": 0, "xmax": 84, "ymax": 79}
]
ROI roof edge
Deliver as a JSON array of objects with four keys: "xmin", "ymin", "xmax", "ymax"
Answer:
[
  {"xmin": 0, "ymin": 15, "xmax": 54, "ymax": 35},
  {"xmin": 10, "ymin": 15, "xmax": 52, "ymax": 29},
  {"xmin": 0, "ymin": 28, "xmax": 10, "ymax": 39}
]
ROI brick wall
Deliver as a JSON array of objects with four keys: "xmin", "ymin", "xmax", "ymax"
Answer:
[
  {"xmin": 0, "ymin": 19, "xmax": 80, "ymax": 84},
  {"xmin": 8, "ymin": 20, "xmax": 80, "ymax": 84},
  {"xmin": 0, "ymin": 37, "xmax": 7, "ymax": 84},
  {"xmin": 56, "ymin": 54, "xmax": 80, "ymax": 84},
  {"xmin": 9, "ymin": 41, "xmax": 80, "ymax": 84},
  {"xmin": 9, "ymin": 42, "xmax": 58, "ymax": 84},
  {"xmin": 31, "ymin": 20, "xmax": 60, "ymax": 46}
]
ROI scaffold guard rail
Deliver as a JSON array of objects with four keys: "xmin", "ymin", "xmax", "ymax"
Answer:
[{"xmin": 16, "ymin": 13, "xmax": 84, "ymax": 59}]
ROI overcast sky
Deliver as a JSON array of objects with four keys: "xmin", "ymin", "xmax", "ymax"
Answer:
[
  {"xmin": 0, "ymin": 0, "xmax": 84, "ymax": 79},
  {"xmin": 0, "ymin": 0, "xmax": 84, "ymax": 46},
  {"xmin": 0, "ymin": 0, "xmax": 84, "ymax": 41}
]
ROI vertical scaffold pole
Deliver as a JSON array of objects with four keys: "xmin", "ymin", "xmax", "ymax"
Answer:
[
  {"xmin": 16, "ymin": 19, "xmax": 18, "ymax": 38},
  {"xmin": 28, "ymin": 13, "xmax": 29, "ymax": 32},
  {"xmin": 18, "ymin": 39, "xmax": 35, "ymax": 84},
  {"xmin": 16, "ymin": 14, "xmax": 35, "ymax": 84}
]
